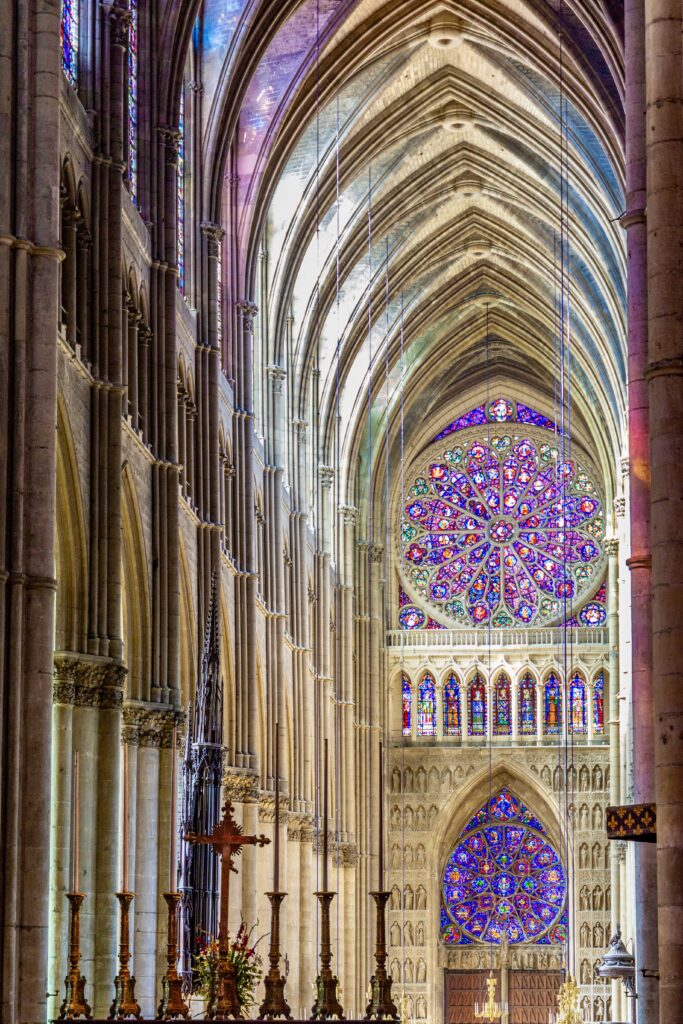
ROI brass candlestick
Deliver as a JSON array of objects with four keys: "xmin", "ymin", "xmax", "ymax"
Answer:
[
  {"xmin": 257, "ymin": 891, "xmax": 292, "ymax": 1019},
  {"xmin": 364, "ymin": 891, "xmax": 398, "ymax": 1020},
  {"xmin": 210, "ymin": 942, "xmax": 242, "ymax": 1020},
  {"xmin": 58, "ymin": 892, "xmax": 92, "ymax": 1019},
  {"xmin": 310, "ymin": 890, "xmax": 345, "ymax": 1020},
  {"xmin": 157, "ymin": 892, "xmax": 190, "ymax": 1020},
  {"xmin": 107, "ymin": 892, "xmax": 142, "ymax": 1020}
]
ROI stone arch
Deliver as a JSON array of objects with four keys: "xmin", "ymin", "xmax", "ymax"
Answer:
[
  {"xmin": 121, "ymin": 465, "xmax": 151, "ymax": 700},
  {"xmin": 55, "ymin": 396, "xmax": 88, "ymax": 653}
]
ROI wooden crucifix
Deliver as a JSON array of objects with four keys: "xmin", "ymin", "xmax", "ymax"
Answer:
[{"xmin": 186, "ymin": 801, "xmax": 270, "ymax": 1019}]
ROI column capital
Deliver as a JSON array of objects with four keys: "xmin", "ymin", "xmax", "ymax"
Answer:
[
  {"xmin": 338, "ymin": 504, "xmax": 357, "ymax": 524},
  {"xmin": 157, "ymin": 125, "xmax": 182, "ymax": 166},
  {"xmin": 200, "ymin": 221, "xmax": 225, "ymax": 257},
  {"xmin": 613, "ymin": 495, "xmax": 626, "ymax": 518},
  {"xmin": 604, "ymin": 537, "xmax": 619, "ymax": 557},
  {"xmin": 103, "ymin": 1, "xmax": 132, "ymax": 48},
  {"xmin": 292, "ymin": 418, "xmax": 308, "ymax": 440},
  {"xmin": 122, "ymin": 701, "xmax": 184, "ymax": 747},
  {"xmin": 53, "ymin": 653, "xmax": 127, "ymax": 707},
  {"xmin": 266, "ymin": 364, "xmax": 286, "ymax": 392},
  {"xmin": 319, "ymin": 465, "xmax": 335, "ymax": 488},
  {"xmin": 237, "ymin": 300, "xmax": 258, "ymax": 331}
]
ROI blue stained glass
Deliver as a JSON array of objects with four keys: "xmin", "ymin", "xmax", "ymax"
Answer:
[
  {"xmin": 442, "ymin": 789, "xmax": 566, "ymax": 945},
  {"xmin": 518, "ymin": 672, "xmax": 536, "ymax": 735},
  {"xmin": 399, "ymin": 605, "xmax": 425, "ymax": 629},
  {"xmin": 569, "ymin": 671, "xmax": 587, "ymax": 734},
  {"xmin": 593, "ymin": 671, "xmax": 605, "ymax": 734},
  {"xmin": 434, "ymin": 397, "xmax": 565, "ymax": 443},
  {"xmin": 493, "ymin": 673, "xmax": 512, "ymax": 735},
  {"xmin": 61, "ymin": 0, "xmax": 79, "ymax": 87},
  {"xmin": 543, "ymin": 673, "xmax": 562, "ymax": 734},
  {"xmin": 177, "ymin": 87, "xmax": 185, "ymax": 292},
  {"xmin": 443, "ymin": 673, "xmax": 460, "ymax": 735},
  {"xmin": 417, "ymin": 673, "xmax": 436, "ymax": 736},
  {"xmin": 402, "ymin": 433, "xmax": 603, "ymax": 628},
  {"xmin": 402, "ymin": 673, "xmax": 411, "ymax": 736},
  {"xmin": 128, "ymin": 0, "xmax": 138, "ymax": 200},
  {"xmin": 468, "ymin": 674, "xmax": 487, "ymax": 736}
]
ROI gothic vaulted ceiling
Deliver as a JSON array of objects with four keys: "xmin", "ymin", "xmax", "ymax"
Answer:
[{"xmin": 200, "ymin": 0, "xmax": 626, "ymax": 510}]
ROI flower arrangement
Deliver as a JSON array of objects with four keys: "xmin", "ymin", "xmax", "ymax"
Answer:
[{"xmin": 193, "ymin": 923, "xmax": 264, "ymax": 1011}]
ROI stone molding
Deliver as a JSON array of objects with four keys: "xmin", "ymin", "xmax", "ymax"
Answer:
[
  {"xmin": 53, "ymin": 654, "xmax": 127, "ymax": 708},
  {"xmin": 223, "ymin": 767, "xmax": 261, "ymax": 804},
  {"xmin": 122, "ymin": 701, "xmax": 184, "ymax": 747},
  {"xmin": 439, "ymin": 946, "xmax": 563, "ymax": 971}
]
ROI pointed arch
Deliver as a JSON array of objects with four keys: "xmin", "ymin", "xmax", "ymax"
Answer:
[
  {"xmin": 492, "ymin": 670, "xmax": 512, "ymax": 736},
  {"xmin": 417, "ymin": 671, "xmax": 436, "ymax": 736},
  {"xmin": 121, "ymin": 465, "xmax": 151, "ymax": 700},
  {"xmin": 466, "ymin": 670, "xmax": 487, "ymax": 737},
  {"xmin": 401, "ymin": 671, "xmax": 412, "ymax": 736},
  {"xmin": 543, "ymin": 670, "xmax": 563, "ymax": 735},
  {"xmin": 442, "ymin": 671, "xmax": 460, "ymax": 737},
  {"xmin": 517, "ymin": 669, "xmax": 537, "ymax": 736},
  {"xmin": 55, "ymin": 395, "xmax": 88, "ymax": 652},
  {"xmin": 568, "ymin": 670, "xmax": 588, "ymax": 734}
]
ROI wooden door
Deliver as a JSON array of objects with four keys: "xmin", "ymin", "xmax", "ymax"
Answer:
[
  {"xmin": 444, "ymin": 970, "xmax": 498, "ymax": 1024},
  {"xmin": 508, "ymin": 970, "xmax": 562, "ymax": 1024}
]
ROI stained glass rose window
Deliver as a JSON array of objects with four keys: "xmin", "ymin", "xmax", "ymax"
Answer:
[
  {"xmin": 401, "ymin": 429, "xmax": 604, "ymax": 627},
  {"xmin": 441, "ymin": 789, "xmax": 567, "ymax": 945}
]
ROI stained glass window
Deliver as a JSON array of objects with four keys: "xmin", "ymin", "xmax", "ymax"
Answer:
[
  {"xmin": 435, "ymin": 397, "xmax": 563, "ymax": 443},
  {"xmin": 216, "ymin": 235, "xmax": 223, "ymax": 344},
  {"xmin": 543, "ymin": 673, "xmax": 562, "ymax": 735},
  {"xmin": 468, "ymin": 674, "xmax": 487, "ymax": 736},
  {"xmin": 493, "ymin": 673, "xmax": 512, "ymax": 735},
  {"xmin": 441, "ymin": 788, "xmax": 567, "ymax": 944},
  {"xmin": 518, "ymin": 672, "xmax": 537, "ymax": 735},
  {"xmin": 417, "ymin": 673, "xmax": 436, "ymax": 736},
  {"xmin": 60, "ymin": 0, "xmax": 79, "ymax": 87},
  {"xmin": 402, "ymin": 673, "xmax": 411, "ymax": 736},
  {"xmin": 569, "ymin": 672, "xmax": 587, "ymax": 734},
  {"xmin": 443, "ymin": 674, "xmax": 460, "ymax": 736},
  {"xmin": 402, "ymin": 432, "xmax": 603, "ymax": 628},
  {"xmin": 127, "ymin": 0, "xmax": 139, "ymax": 201},
  {"xmin": 593, "ymin": 672, "xmax": 605, "ymax": 735},
  {"xmin": 177, "ymin": 87, "xmax": 185, "ymax": 293}
]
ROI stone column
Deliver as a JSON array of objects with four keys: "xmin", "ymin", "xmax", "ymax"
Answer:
[{"xmin": 645, "ymin": 1, "xmax": 683, "ymax": 1017}]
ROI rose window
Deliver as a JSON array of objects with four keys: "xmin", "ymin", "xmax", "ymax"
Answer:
[
  {"xmin": 401, "ymin": 431, "xmax": 604, "ymax": 628},
  {"xmin": 441, "ymin": 789, "xmax": 567, "ymax": 945}
]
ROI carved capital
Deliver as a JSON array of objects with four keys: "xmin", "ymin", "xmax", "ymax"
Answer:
[
  {"xmin": 104, "ymin": 2, "xmax": 132, "ymax": 48},
  {"xmin": 157, "ymin": 126, "xmax": 182, "ymax": 166},
  {"xmin": 122, "ymin": 702, "xmax": 184, "ymax": 747},
  {"xmin": 222, "ymin": 767, "xmax": 260, "ymax": 804},
  {"xmin": 200, "ymin": 221, "xmax": 225, "ymax": 258},
  {"xmin": 53, "ymin": 654, "xmax": 127, "ymax": 708},
  {"xmin": 613, "ymin": 496, "xmax": 626, "ymax": 518},
  {"xmin": 287, "ymin": 813, "xmax": 316, "ymax": 843},
  {"xmin": 369, "ymin": 544, "xmax": 384, "ymax": 564},
  {"xmin": 237, "ymin": 301, "xmax": 258, "ymax": 333},
  {"xmin": 319, "ymin": 465, "xmax": 335, "ymax": 488},
  {"xmin": 188, "ymin": 80, "xmax": 204, "ymax": 95},
  {"xmin": 266, "ymin": 364, "xmax": 286, "ymax": 393},
  {"xmin": 338, "ymin": 504, "xmax": 357, "ymax": 525},
  {"xmin": 292, "ymin": 418, "xmax": 308, "ymax": 441},
  {"xmin": 604, "ymin": 537, "xmax": 619, "ymax": 557}
]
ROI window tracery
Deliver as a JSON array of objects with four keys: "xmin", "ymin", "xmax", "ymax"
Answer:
[
  {"xmin": 417, "ymin": 673, "xmax": 436, "ymax": 736},
  {"xmin": 402, "ymin": 673, "xmax": 411, "ymax": 736},
  {"xmin": 401, "ymin": 416, "xmax": 604, "ymax": 629},
  {"xmin": 443, "ymin": 673, "xmax": 460, "ymax": 736},
  {"xmin": 543, "ymin": 673, "xmax": 562, "ymax": 735},
  {"xmin": 569, "ymin": 671, "xmax": 587, "ymax": 734},
  {"xmin": 493, "ymin": 673, "xmax": 512, "ymax": 735},
  {"xmin": 593, "ymin": 671, "xmax": 605, "ymax": 734},
  {"xmin": 518, "ymin": 672, "xmax": 536, "ymax": 735},
  {"xmin": 441, "ymin": 789, "xmax": 567, "ymax": 945},
  {"xmin": 468, "ymin": 674, "xmax": 487, "ymax": 736}
]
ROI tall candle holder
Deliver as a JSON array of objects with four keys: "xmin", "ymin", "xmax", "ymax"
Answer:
[
  {"xmin": 364, "ymin": 891, "xmax": 397, "ymax": 1021},
  {"xmin": 157, "ymin": 892, "xmax": 190, "ymax": 1020},
  {"xmin": 258, "ymin": 724, "xmax": 292, "ymax": 1020},
  {"xmin": 107, "ymin": 892, "xmax": 142, "ymax": 1020},
  {"xmin": 310, "ymin": 742, "xmax": 344, "ymax": 1021},
  {"xmin": 58, "ymin": 892, "xmax": 92, "ymax": 1020}
]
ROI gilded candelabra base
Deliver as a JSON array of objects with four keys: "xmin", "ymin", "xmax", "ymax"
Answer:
[
  {"xmin": 58, "ymin": 892, "xmax": 93, "ymax": 1020},
  {"xmin": 363, "ymin": 891, "xmax": 398, "ymax": 1022},
  {"xmin": 257, "ymin": 892, "xmax": 292, "ymax": 1020},
  {"xmin": 157, "ymin": 893, "xmax": 189, "ymax": 1020},
  {"xmin": 310, "ymin": 891, "xmax": 345, "ymax": 1021},
  {"xmin": 208, "ymin": 958, "xmax": 243, "ymax": 1020},
  {"xmin": 107, "ymin": 892, "xmax": 142, "ymax": 1021}
]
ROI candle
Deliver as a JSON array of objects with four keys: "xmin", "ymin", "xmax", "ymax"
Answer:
[
  {"xmin": 274, "ymin": 722, "xmax": 280, "ymax": 892},
  {"xmin": 378, "ymin": 741, "xmax": 384, "ymax": 888},
  {"xmin": 322, "ymin": 738, "xmax": 329, "ymax": 891},
  {"xmin": 122, "ymin": 743, "xmax": 129, "ymax": 891},
  {"xmin": 72, "ymin": 751, "xmax": 80, "ymax": 893},
  {"xmin": 169, "ymin": 725, "xmax": 177, "ymax": 891}
]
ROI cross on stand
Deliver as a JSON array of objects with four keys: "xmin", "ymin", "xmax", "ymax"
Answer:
[{"xmin": 186, "ymin": 802, "xmax": 270, "ymax": 1020}]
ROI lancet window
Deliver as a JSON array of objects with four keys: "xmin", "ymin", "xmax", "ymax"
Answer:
[
  {"xmin": 60, "ymin": 0, "xmax": 79, "ymax": 87},
  {"xmin": 593, "ymin": 672, "xmax": 605, "ymax": 734},
  {"xmin": 468, "ymin": 674, "xmax": 487, "ymax": 736},
  {"xmin": 518, "ymin": 672, "xmax": 536, "ymax": 735},
  {"xmin": 402, "ymin": 674, "xmax": 411, "ymax": 736},
  {"xmin": 493, "ymin": 673, "xmax": 512, "ymax": 735},
  {"xmin": 417, "ymin": 673, "xmax": 436, "ymax": 736},
  {"xmin": 127, "ymin": 0, "xmax": 139, "ymax": 200},
  {"xmin": 543, "ymin": 673, "xmax": 562, "ymax": 735},
  {"xmin": 569, "ymin": 671, "xmax": 587, "ymax": 734},
  {"xmin": 177, "ymin": 86, "xmax": 185, "ymax": 292},
  {"xmin": 443, "ymin": 674, "xmax": 460, "ymax": 736}
]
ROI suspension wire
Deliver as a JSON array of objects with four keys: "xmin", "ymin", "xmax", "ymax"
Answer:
[
  {"xmin": 366, "ymin": 162, "xmax": 375, "ymax": 990},
  {"xmin": 313, "ymin": 0, "xmax": 321, "ymax": 958},
  {"xmin": 333, "ymin": 88, "xmax": 342, "ymax": 972},
  {"xmin": 399, "ymin": 289, "xmax": 407, "ymax": 1016},
  {"xmin": 485, "ymin": 302, "xmax": 494, "ymax": 975}
]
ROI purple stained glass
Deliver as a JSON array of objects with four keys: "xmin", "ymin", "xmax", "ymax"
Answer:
[
  {"xmin": 418, "ymin": 673, "xmax": 436, "ymax": 736},
  {"xmin": 434, "ymin": 404, "xmax": 487, "ymax": 440},
  {"xmin": 61, "ymin": 0, "xmax": 79, "ymax": 87},
  {"xmin": 543, "ymin": 673, "xmax": 562, "ymax": 735},
  {"xmin": 442, "ymin": 789, "xmax": 566, "ymax": 945},
  {"xmin": 177, "ymin": 87, "xmax": 185, "ymax": 292},
  {"xmin": 399, "ymin": 605, "xmax": 425, "ymax": 630},
  {"xmin": 493, "ymin": 673, "xmax": 512, "ymax": 735},
  {"xmin": 402, "ymin": 673, "xmax": 411, "ymax": 736},
  {"xmin": 402, "ymin": 435, "xmax": 603, "ymax": 627},
  {"xmin": 593, "ymin": 671, "xmax": 605, "ymax": 734},
  {"xmin": 569, "ymin": 671, "xmax": 587, "ymax": 734},
  {"xmin": 468, "ymin": 674, "xmax": 487, "ymax": 736},
  {"xmin": 443, "ymin": 674, "xmax": 460, "ymax": 735},
  {"xmin": 434, "ymin": 397, "xmax": 564, "ymax": 443},
  {"xmin": 518, "ymin": 672, "xmax": 536, "ymax": 735},
  {"xmin": 128, "ymin": 0, "xmax": 139, "ymax": 200}
]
